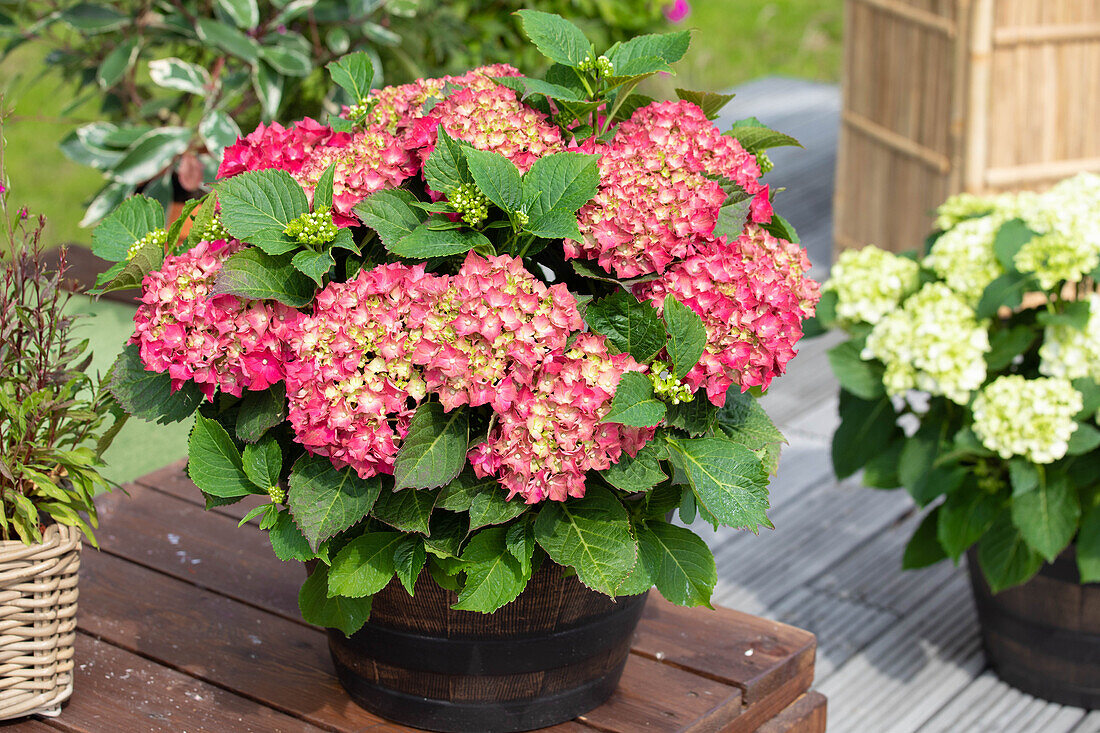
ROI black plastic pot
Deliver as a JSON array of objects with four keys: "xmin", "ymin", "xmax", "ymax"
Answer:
[
  {"xmin": 327, "ymin": 564, "xmax": 647, "ymax": 733},
  {"xmin": 967, "ymin": 546, "xmax": 1100, "ymax": 708}
]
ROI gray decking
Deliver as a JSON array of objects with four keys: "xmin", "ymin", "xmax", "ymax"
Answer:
[{"xmin": 714, "ymin": 78, "xmax": 1100, "ymax": 733}]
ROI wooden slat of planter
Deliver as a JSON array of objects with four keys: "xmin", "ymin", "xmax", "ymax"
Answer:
[
  {"xmin": 39, "ymin": 634, "xmax": 325, "ymax": 733},
  {"xmin": 757, "ymin": 692, "xmax": 827, "ymax": 733}
]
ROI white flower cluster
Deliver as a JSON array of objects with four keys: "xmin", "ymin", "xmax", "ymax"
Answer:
[
  {"xmin": 1039, "ymin": 293, "xmax": 1100, "ymax": 382},
  {"xmin": 863, "ymin": 283, "xmax": 990, "ymax": 404},
  {"xmin": 926, "ymin": 214, "xmax": 1004, "ymax": 304},
  {"xmin": 933, "ymin": 192, "xmax": 1001, "ymax": 230},
  {"xmin": 826, "ymin": 246, "xmax": 921, "ymax": 326},
  {"xmin": 1010, "ymin": 174, "xmax": 1100, "ymax": 289},
  {"xmin": 972, "ymin": 375, "xmax": 1083, "ymax": 464}
]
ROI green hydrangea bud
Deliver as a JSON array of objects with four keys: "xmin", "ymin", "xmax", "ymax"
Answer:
[
  {"xmin": 199, "ymin": 213, "xmax": 231, "ymax": 243},
  {"xmin": 450, "ymin": 184, "xmax": 490, "ymax": 227},
  {"xmin": 648, "ymin": 362, "xmax": 695, "ymax": 405},
  {"xmin": 267, "ymin": 484, "xmax": 286, "ymax": 505},
  {"xmin": 284, "ymin": 209, "xmax": 338, "ymax": 247},
  {"xmin": 513, "ymin": 209, "xmax": 529, "ymax": 228},
  {"xmin": 127, "ymin": 229, "xmax": 168, "ymax": 260},
  {"xmin": 344, "ymin": 98, "xmax": 376, "ymax": 124},
  {"xmin": 757, "ymin": 151, "xmax": 774, "ymax": 174}
]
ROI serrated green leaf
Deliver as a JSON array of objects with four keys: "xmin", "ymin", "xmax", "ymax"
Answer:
[
  {"xmin": 299, "ymin": 564, "xmax": 372, "ymax": 636},
  {"xmin": 763, "ymin": 214, "xmax": 799, "ymax": 244},
  {"xmin": 663, "ymin": 296, "xmax": 706, "ymax": 379},
  {"xmin": 902, "ymin": 509, "xmax": 948, "ymax": 569},
  {"xmin": 608, "ymin": 30, "xmax": 691, "ymax": 70},
  {"xmin": 464, "ymin": 148, "xmax": 522, "ymax": 213},
  {"xmin": 188, "ymin": 414, "xmax": 261, "ymax": 498},
  {"xmin": 602, "ymin": 440, "xmax": 667, "ymax": 492},
  {"xmin": 992, "ymin": 218, "xmax": 1035, "ymax": 272},
  {"xmin": 291, "ymin": 249, "xmax": 335, "ymax": 286},
  {"xmin": 423, "ymin": 128, "xmax": 471, "ymax": 196},
  {"xmin": 216, "ymin": 169, "xmax": 309, "ymax": 241},
  {"xmin": 978, "ymin": 513, "xmax": 1043, "ymax": 593},
  {"xmin": 326, "ymin": 52, "xmax": 375, "ymax": 102},
  {"xmin": 1011, "ymin": 475, "xmax": 1079, "ymax": 562},
  {"xmin": 724, "ymin": 123, "xmax": 802, "ymax": 153},
  {"xmin": 394, "ymin": 403, "xmax": 469, "ymax": 490},
  {"xmin": 423, "ymin": 511, "xmax": 468, "ymax": 559},
  {"xmin": 637, "ymin": 520, "xmax": 715, "ymax": 607},
  {"xmin": 505, "ymin": 521, "xmax": 535, "ymax": 576},
  {"xmin": 437, "ymin": 469, "xmax": 497, "ymax": 512},
  {"xmin": 242, "ymin": 434, "xmax": 282, "ymax": 491},
  {"xmin": 313, "ymin": 163, "xmax": 336, "ymax": 213},
  {"xmin": 674, "ymin": 89, "xmax": 734, "ymax": 119},
  {"xmin": 666, "ymin": 436, "xmax": 771, "ymax": 532},
  {"xmin": 213, "ymin": 247, "xmax": 316, "ymax": 307},
  {"xmin": 372, "ymin": 487, "xmax": 438, "ymax": 534},
  {"xmin": 453, "ymin": 526, "xmax": 528, "ymax": 613},
  {"xmin": 515, "ymin": 10, "xmax": 592, "ymax": 67},
  {"xmin": 353, "ymin": 188, "xmax": 427, "ymax": 245},
  {"xmin": 664, "ymin": 396, "xmax": 719, "ymax": 438},
  {"xmin": 288, "ymin": 454, "xmax": 382, "ymax": 550},
  {"xmin": 91, "ymin": 195, "xmax": 164, "ymax": 262},
  {"xmin": 106, "ymin": 343, "xmax": 202, "ymax": 424},
  {"xmin": 585, "ymin": 290, "xmax": 666, "ymax": 362},
  {"xmin": 977, "ymin": 272, "xmax": 1033, "ymax": 319},
  {"xmin": 1008, "ymin": 459, "xmax": 1039, "ymax": 496},
  {"xmin": 826, "ymin": 339, "xmax": 885, "ymax": 400},
  {"xmin": 534, "ymin": 485, "xmax": 636, "ymax": 595},
  {"xmin": 832, "ymin": 391, "xmax": 899, "ymax": 480},
  {"xmin": 938, "ymin": 485, "xmax": 1001, "ymax": 560},
  {"xmin": 328, "ymin": 531, "xmax": 403, "ymax": 597},
  {"xmin": 468, "ymin": 488, "xmax": 528, "ymax": 531},
  {"xmin": 492, "ymin": 75, "xmax": 588, "ymax": 104},
  {"xmin": 521, "ymin": 152, "xmax": 600, "ymax": 216},
  {"xmin": 93, "ymin": 240, "xmax": 164, "ymax": 294},
  {"xmin": 716, "ymin": 390, "xmax": 785, "ymax": 453},
  {"xmin": 268, "ymin": 510, "xmax": 314, "ymax": 561},
  {"xmin": 387, "ymin": 220, "xmax": 489, "ymax": 259},
  {"xmin": 394, "ymin": 535, "xmax": 426, "ymax": 595},
  {"xmin": 236, "ymin": 384, "xmax": 286, "ymax": 443},
  {"xmin": 602, "ymin": 372, "xmax": 666, "ymax": 428}
]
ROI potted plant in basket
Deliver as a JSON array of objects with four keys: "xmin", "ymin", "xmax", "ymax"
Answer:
[
  {"xmin": 93, "ymin": 13, "xmax": 819, "ymax": 732},
  {"xmin": 0, "ymin": 120, "xmax": 120, "ymax": 719},
  {"xmin": 810, "ymin": 173, "xmax": 1100, "ymax": 708}
]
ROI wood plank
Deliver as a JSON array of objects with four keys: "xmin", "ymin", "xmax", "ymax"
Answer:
[
  {"xmin": 135, "ymin": 461, "xmax": 265, "ymax": 524},
  {"xmin": 757, "ymin": 692, "xmax": 827, "ymax": 733},
  {"xmin": 95, "ymin": 483, "xmax": 301, "ymax": 621},
  {"xmin": 631, "ymin": 599, "xmax": 815, "ymax": 707},
  {"xmin": 6, "ymin": 720, "xmax": 58, "ymax": 731},
  {"xmin": 41, "ymin": 634, "xmax": 325, "ymax": 732}
]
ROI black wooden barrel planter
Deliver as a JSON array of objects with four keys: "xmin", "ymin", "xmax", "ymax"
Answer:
[
  {"xmin": 327, "ymin": 564, "xmax": 648, "ymax": 733},
  {"xmin": 967, "ymin": 547, "xmax": 1100, "ymax": 708}
]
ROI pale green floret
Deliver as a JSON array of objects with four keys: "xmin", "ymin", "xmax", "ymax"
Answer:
[
  {"xmin": 1040, "ymin": 293, "xmax": 1100, "ymax": 382},
  {"xmin": 513, "ymin": 209, "xmax": 529, "ymax": 228},
  {"xmin": 863, "ymin": 282, "xmax": 990, "ymax": 404},
  {"xmin": 285, "ymin": 209, "xmax": 338, "ymax": 247},
  {"xmin": 926, "ymin": 214, "xmax": 1004, "ymax": 304},
  {"xmin": 756, "ymin": 151, "xmax": 774, "ymax": 175},
  {"xmin": 199, "ymin": 213, "xmax": 231, "ymax": 243},
  {"xmin": 344, "ymin": 98, "xmax": 376, "ymax": 123},
  {"xmin": 1008, "ymin": 175, "xmax": 1100, "ymax": 289},
  {"xmin": 267, "ymin": 484, "xmax": 286, "ymax": 505},
  {"xmin": 648, "ymin": 363, "xmax": 694, "ymax": 405},
  {"xmin": 933, "ymin": 192, "xmax": 1000, "ymax": 230},
  {"xmin": 450, "ymin": 184, "xmax": 490, "ymax": 227},
  {"xmin": 127, "ymin": 228, "xmax": 168, "ymax": 260},
  {"xmin": 972, "ymin": 375, "xmax": 1082, "ymax": 464},
  {"xmin": 825, "ymin": 245, "xmax": 921, "ymax": 326},
  {"xmin": 578, "ymin": 55, "xmax": 615, "ymax": 76}
]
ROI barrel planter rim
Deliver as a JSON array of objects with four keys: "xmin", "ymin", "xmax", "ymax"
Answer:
[{"xmin": 966, "ymin": 545, "xmax": 1100, "ymax": 709}]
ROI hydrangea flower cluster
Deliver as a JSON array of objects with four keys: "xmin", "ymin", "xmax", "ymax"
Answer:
[
  {"xmin": 972, "ymin": 376, "xmax": 1083, "ymax": 464},
  {"xmin": 826, "ymin": 245, "xmax": 921, "ymax": 325},
  {"xmin": 1011, "ymin": 175, "xmax": 1100, "ymax": 288},
  {"xmin": 1040, "ymin": 293, "xmax": 1100, "ymax": 382},
  {"xmin": 132, "ymin": 239, "xmax": 293, "ymax": 400},
  {"xmin": 568, "ymin": 101, "xmax": 770, "ymax": 277},
  {"xmin": 863, "ymin": 283, "xmax": 990, "ymax": 404},
  {"xmin": 217, "ymin": 117, "xmax": 337, "ymax": 180},
  {"xmin": 468, "ymin": 333, "xmax": 654, "ymax": 503},
  {"xmin": 925, "ymin": 215, "xmax": 1004, "ymax": 304},
  {"xmin": 637, "ymin": 225, "xmax": 820, "ymax": 403}
]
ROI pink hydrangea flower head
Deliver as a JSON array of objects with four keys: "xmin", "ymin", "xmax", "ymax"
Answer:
[
  {"xmin": 468, "ymin": 333, "xmax": 655, "ymax": 503},
  {"xmin": 412, "ymin": 252, "xmax": 584, "ymax": 410},
  {"xmin": 132, "ymin": 239, "xmax": 294, "ymax": 400},
  {"xmin": 568, "ymin": 101, "xmax": 772, "ymax": 278},
  {"xmin": 635, "ymin": 226, "xmax": 820, "ymax": 404},
  {"xmin": 281, "ymin": 263, "xmax": 451, "ymax": 478},
  {"xmin": 216, "ymin": 118, "xmax": 338, "ymax": 179}
]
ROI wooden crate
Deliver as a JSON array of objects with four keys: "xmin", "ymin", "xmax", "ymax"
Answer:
[{"xmin": 834, "ymin": 0, "xmax": 1100, "ymax": 254}]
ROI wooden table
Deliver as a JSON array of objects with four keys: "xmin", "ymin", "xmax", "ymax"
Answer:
[{"xmin": 5, "ymin": 463, "xmax": 826, "ymax": 732}]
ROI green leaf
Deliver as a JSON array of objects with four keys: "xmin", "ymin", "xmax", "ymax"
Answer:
[
  {"xmin": 1008, "ymin": 459, "xmax": 1039, "ymax": 496},
  {"xmin": 111, "ymin": 129, "xmax": 192, "ymax": 186},
  {"xmin": 453, "ymin": 526, "xmax": 528, "ymax": 613},
  {"xmin": 216, "ymin": 169, "xmax": 309, "ymax": 242},
  {"xmin": 1011, "ymin": 475, "xmax": 1080, "ymax": 562},
  {"xmin": 534, "ymin": 485, "xmax": 636, "ymax": 595},
  {"xmin": 524, "ymin": 210, "xmax": 583, "ymax": 242},
  {"xmin": 188, "ymin": 414, "xmax": 260, "ymax": 498},
  {"xmin": 394, "ymin": 535, "xmax": 426, "ymax": 595},
  {"xmin": 291, "ymin": 249, "xmax": 335, "ymax": 286},
  {"xmin": 602, "ymin": 372, "xmax": 666, "ymax": 428},
  {"xmin": 394, "ymin": 403, "xmax": 469, "ymax": 490},
  {"xmin": 521, "ymin": 152, "xmax": 601, "ymax": 216},
  {"xmin": 288, "ymin": 454, "xmax": 382, "ymax": 550},
  {"xmin": 585, "ymin": 290, "xmax": 666, "ymax": 362},
  {"xmin": 328, "ymin": 531, "xmax": 403, "ymax": 597},
  {"xmin": 902, "ymin": 509, "xmax": 948, "ymax": 569},
  {"xmin": 938, "ymin": 486, "xmax": 1001, "ymax": 560},
  {"xmin": 326, "ymin": 52, "xmax": 375, "ymax": 102},
  {"xmin": 268, "ymin": 511, "xmax": 314, "ymax": 561},
  {"xmin": 977, "ymin": 272, "xmax": 1033, "ymax": 319},
  {"xmin": 423, "ymin": 511, "xmax": 469, "ymax": 559},
  {"xmin": 1067, "ymin": 423, "xmax": 1100, "ymax": 455},
  {"xmin": 723, "ymin": 122, "xmax": 802, "ymax": 153},
  {"xmin": 213, "ymin": 247, "xmax": 316, "ymax": 307},
  {"xmin": 253, "ymin": 62, "xmax": 283, "ymax": 121},
  {"xmin": 372, "ymin": 488, "xmax": 438, "ymax": 534},
  {"xmin": 505, "ymin": 521, "xmax": 535, "ymax": 576},
  {"xmin": 674, "ymin": 89, "xmax": 734, "ymax": 120},
  {"xmin": 61, "ymin": 3, "xmax": 127, "ymax": 33},
  {"xmin": 607, "ymin": 30, "xmax": 691, "ymax": 74},
  {"xmin": 978, "ymin": 513, "xmax": 1044, "ymax": 593},
  {"xmin": 387, "ymin": 220, "xmax": 490, "ymax": 259},
  {"xmin": 826, "ymin": 339, "xmax": 885, "ymax": 400},
  {"xmin": 468, "ymin": 489, "xmax": 528, "ymax": 531},
  {"xmin": 1077, "ymin": 505, "xmax": 1100, "ymax": 583},
  {"xmin": 862, "ymin": 439, "xmax": 903, "ymax": 489},
  {"xmin": 312, "ymin": 164, "xmax": 336, "ymax": 213},
  {"xmin": 423, "ymin": 129, "xmax": 471, "ymax": 196},
  {"xmin": 1075, "ymin": 378, "xmax": 1100, "ymax": 419},
  {"xmin": 97, "ymin": 39, "xmax": 139, "ymax": 89},
  {"xmin": 93, "ymin": 239, "xmax": 164, "ymax": 294},
  {"xmin": 602, "ymin": 440, "xmax": 667, "ymax": 492},
  {"xmin": 81, "ymin": 181, "xmax": 136, "ymax": 228},
  {"xmin": 106, "ymin": 343, "xmax": 202, "ymax": 424},
  {"xmin": 492, "ymin": 75, "xmax": 588, "ymax": 104},
  {"xmin": 299, "ymin": 564, "xmax": 372, "ymax": 636},
  {"xmin": 514, "ymin": 10, "xmax": 593, "ymax": 67},
  {"xmin": 216, "ymin": 0, "xmax": 259, "ymax": 28},
  {"xmin": 196, "ymin": 17, "xmax": 260, "ymax": 62},
  {"xmin": 260, "ymin": 45, "xmax": 310, "ymax": 77},
  {"xmin": 664, "ymin": 396, "xmax": 719, "ymax": 438},
  {"xmin": 985, "ymin": 325, "xmax": 1035, "ymax": 371},
  {"xmin": 148, "ymin": 57, "xmax": 210, "ymax": 95},
  {"xmin": 198, "ymin": 110, "xmax": 242, "ymax": 155},
  {"xmin": 832, "ymin": 391, "xmax": 899, "ymax": 480},
  {"xmin": 465, "ymin": 148, "xmax": 523, "ymax": 213},
  {"xmin": 242, "ymin": 435, "xmax": 282, "ymax": 491},
  {"xmin": 637, "ymin": 520, "xmax": 715, "ymax": 607},
  {"xmin": 1038, "ymin": 300, "xmax": 1091, "ymax": 331},
  {"xmin": 716, "ymin": 391, "xmax": 785, "ymax": 458},
  {"xmin": 437, "ymin": 470, "xmax": 497, "ymax": 512},
  {"xmin": 663, "ymin": 296, "xmax": 706, "ymax": 379},
  {"xmin": 236, "ymin": 384, "xmax": 286, "ymax": 443},
  {"xmin": 666, "ymin": 435, "xmax": 771, "ymax": 532},
  {"xmin": 763, "ymin": 214, "xmax": 800, "ymax": 244},
  {"xmin": 992, "ymin": 218, "xmax": 1036, "ymax": 272},
  {"xmin": 353, "ymin": 188, "xmax": 427, "ymax": 246},
  {"xmin": 91, "ymin": 195, "xmax": 164, "ymax": 262}
]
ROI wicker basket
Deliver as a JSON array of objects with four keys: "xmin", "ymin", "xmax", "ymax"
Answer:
[
  {"xmin": 834, "ymin": 0, "xmax": 1100, "ymax": 255},
  {"xmin": 0, "ymin": 524, "xmax": 80, "ymax": 720}
]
